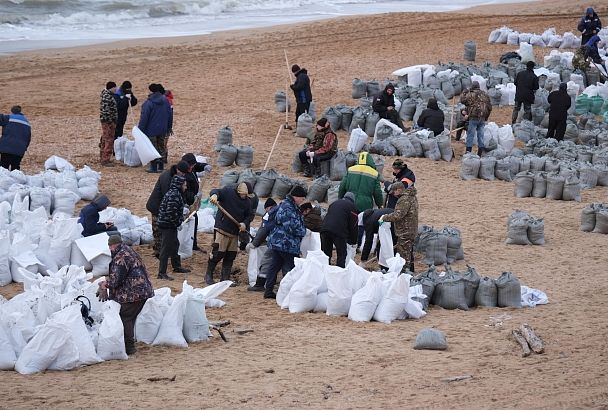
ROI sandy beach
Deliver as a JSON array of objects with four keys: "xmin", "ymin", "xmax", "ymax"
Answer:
[{"xmin": 1, "ymin": 0, "xmax": 607, "ymax": 408}]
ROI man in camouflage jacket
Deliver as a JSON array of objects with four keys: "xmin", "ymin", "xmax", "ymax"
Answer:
[
  {"xmin": 460, "ymin": 81, "xmax": 492, "ymax": 156},
  {"xmin": 380, "ymin": 182, "xmax": 419, "ymax": 271},
  {"xmin": 99, "ymin": 81, "xmax": 118, "ymax": 166}
]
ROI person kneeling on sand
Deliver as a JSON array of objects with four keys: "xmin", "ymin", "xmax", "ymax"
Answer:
[
  {"xmin": 97, "ymin": 234, "xmax": 154, "ymax": 356},
  {"xmin": 78, "ymin": 194, "xmax": 117, "ymax": 237}
]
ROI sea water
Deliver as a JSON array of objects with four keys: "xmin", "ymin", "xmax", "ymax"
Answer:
[{"xmin": 0, "ymin": 0, "xmax": 534, "ymax": 55}]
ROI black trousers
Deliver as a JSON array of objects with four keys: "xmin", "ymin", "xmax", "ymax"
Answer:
[
  {"xmin": 295, "ymin": 101, "xmax": 311, "ymax": 123},
  {"xmin": 380, "ymin": 109, "xmax": 405, "ymax": 131},
  {"xmin": 546, "ymin": 115, "xmax": 567, "ymax": 141},
  {"xmin": 120, "ymin": 300, "xmax": 146, "ymax": 353},
  {"xmin": 298, "ymin": 149, "xmax": 333, "ymax": 167},
  {"xmin": 321, "ymin": 231, "xmax": 348, "ymax": 268},
  {"xmin": 159, "ymin": 227, "xmax": 180, "ymax": 274},
  {"xmin": 512, "ymin": 100, "xmax": 532, "ymax": 124},
  {"xmin": 0, "ymin": 153, "xmax": 22, "ymax": 170}
]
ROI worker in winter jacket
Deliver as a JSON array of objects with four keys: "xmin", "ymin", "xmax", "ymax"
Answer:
[
  {"xmin": 100, "ymin": 81, "xmax": 118, "ymax": 166},
  {"xmin": 360, "ymin": 208, "xmax": 394, "ymax": 262},
  {"xmin": 97, "ymin": 234, "xmax": 154, "ymax": 355},
  {"xmin": 583, "ymin": 35, "xmax": 607, "ymax": 74},
  {"xmin": 0, "ymin": 105, "xmax": 31, "ymax": 170},
  {"xmin": 262, "ymin": 185, "xmax": 307, "ymax": 299},
  {"xmin": 338, "ymin": 151, "xmax": 383, "ymax": 212},
  {"xmin": 181, "ymin": 153, "xmax": 212, "ymax": 252},
  {"xmin": 417, "ymin": 98, "xmax": 445, "ymax": 136},
  {"xmin": 78, "ymin": 194, "xmax": 117, "ymax": 237},
  {"xmin": 290, "ymin": 64, "xmax": 313, "ymax": 124},
  {"xmin": 138, "ymin": 83, "xmax": 173, "ymax": 173},
  {"xmin": 207, "ymin": 183, "xmax": 252, "ymax": 285},
  {"xmin": 384, "ymin": 159, "xmax": 416, "ymax": 209},
  {"xmin": 512, "ymin": 61, "xmax": 539, "ymax": 125},
  {"xmin": 246, "ymin": 198, "xmax": 279, "ymax": 292},
  {"xmin": 298, "ymin": 118, "xmax": 337, "ymax": 178},
  {"xmin": 300, "ymin": 202, "xmax": 323, "ymax": 232},
  {"xmin": 320, "ymin": 192, "xmax": 358, "ymax": 268},
  {"xmin": 460, "ymin": 81, "xmax": 492, "ymax": 155},
  {"xmin": 379, "ymin": 182, "xmax": 419, "ymax": 272},
  {"xmin": 113, "ymin": 80, "xmax": 138, "ymax": 139},
  {"xmin": 157, "ymin": 175, "xmax": 190, "ymax": 280},
  {"xmin": 547, "ymin": 82, "xmax": 572, "ymax": 141},
  {"xmin": 578, "ymin": 7, "xmax": 602, "ymax": 45},
  {"xmin": 373, "ymin": 83, "xmax": 406, "ymax": 131}
]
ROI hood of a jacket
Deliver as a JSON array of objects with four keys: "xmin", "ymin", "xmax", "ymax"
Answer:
[
  {"xmin": 148, "ymin": 92, "xmax": 167, "ymax": 105},
  {"xmin": 427, "ymin": 98, "xmax": 439, "ymax": 110},
  {"xmin": 295, "ymin": 68, "xmax": 308, "ymax": 76},
  {"xmin": 357, "ymin": 151, "xmax": 376, "ymax": 169},
  {"xmin": 384, "ymin": 83, "xmax": 395, "ymax": 93},
  {"xmin": 586, "ymin": 7, "xmax": 594, "ymax": 15},
  {"xmin": 170, "ymin": 175, "xmax": 186, "ymax": 190},
  {"xmin": 343, "ymin": 192, "xmax": 356, "ymax": 203}
]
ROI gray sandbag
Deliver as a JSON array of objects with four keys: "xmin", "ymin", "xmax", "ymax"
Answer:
[
  {"xmin": 410, "ymin": 277, "xmax": 435, "ymax": 310},
  {"xmin": 329, "ymin": 151, "xmax": 347, "ymax": 182},
  {"xmin": 506, "ymin": 210, "xmax": 531, "ymax": 245},
  {"xmin": 593, "ymin": 208, "xmax": 608, "ymax": 234},
  {"xmin": 344, "ymin": 151, "xmax": 358, "ymax": 168},
  {"xmin": 423, "ymin": 232, "xmax": 448, "ymax": 266},
  {"xmin": 216, "ymin": 126, "xmax": 233, "ymax": 151},
  {"xmin": 475, "ymin": 277, "xmax": 498, "ymax": 307},
  {"xmin": 580, "ymin": 204, "xmax": 597, "ymax": 232},
  {"xmin": 531, "ymin": 172, "xmax": 547, "ymax": 198},
  {"xmin": 441, "ymin": 80, "xmax": 455, "ymax": 100},
  {"xmin": 364, "ymin": 112, "xmax": 380, "ymax": 137},
  {"xmin": 562, "ymin": 175, "xmax": 581, "ymax": 202},
  {"xmin": 532, "ymin": 107, "xmax": 545, "ymax": 126},
  {"xmin": 495, "ymin": 271, "xmax": 522, "ymax": 308},
  {"xmin": 391, "ymin": 135, "xmax": 417, "ymax": 157},
  {"xmin": 326, "ymin": 184, "xmax": 340, "ymax": 205},
  {"xmin": 359, "ymin": 97, "xmax": 373, "ymax": 110},
  {"xmin": 349, "ymin": 107, "xmax": 367, "ymax": 133},
  {"xmin": 433, "ymin": 273, "xmax": 469, "ymax": 310},
  {"xmin": 437, "ymin": 133, "xmax": 453, "ymax": 162},
  {"xmin": 421, "ymin": 138, "xmax": 441, "ymax": 161},
  {"xmin": 545, "ymin": 173, "xmax": 564, "ymax": 200},
  {"xmin": 399, "ymin": 98, "xmax": 417, "ymax": 121},
  {"xmin": 461, "ymin": 266, "xmax": 481, "ymax": 308},
  {"xmin": 479, "ymin": 156, "xmax": 497, "ymax": 181},
  {"xmin": 488, "ymin": 87, "xmax": 502, "ymax": 106},
  {"xmin": 564, "ymin": 123, "xmax": 578, "ymax": 141},
  {"xmin": 270, "ymin": 175, "xmax": 294, "ymax": 200},
  {"xmin": 495, "ymin": 158, "xmax": 513, "ymax": 181},
  {"xmin": 217, "ymin": 144, "xmax": 238, "ymax": 166},
  {"xmin": 527, "ymin": 216, "xmax": 545, "ymax": 245},
  {"xmin": 529, "ymin": 156, "xmax": 546, "ymax": 172},
  {"xmin": 375, "ymin": 121, "xmax": 396, "ymax": 142},
  {"xmin": 254, "ymin": 169, "xmax": 278, "ymax": 198},
  {"xmin": 366, "ymin": 80, "xmax": 381, "ymax": 98},
  {"xmin": 460, "ymin": 153, "xmax": 481, "ymax": 181},
  {"xmin": 296, "ymin": 113, "xmax": 314, "ymax": 138},
  {"xmin": 513, "ymin": 171, "xmax": 534, "ymax": 198},
  {"xmin": 274, "ymin": 90, "xmax": 290, "ymax": 113},
  {"xmin": 220, "ymin": 170, "xmax": 240, "ymax": 188},
  {"xmin": 408, "ymin": 134, "xmax": 424, "ymax": 157},
  {"xmin": 414, "ymin": 225, "xmax": 435, "ymax": 254},
  {"xmin": 442, "ymin": 226, "xmax": 463, "ymax": 264},
  {"xmin": 368, "ymin": 140, "xmax": 397, "ymax": 157},
  {"xmin": 371, "ymin": 154, "xmax": 384, "ymax": 177},
  {"xmin": 323, "ymin": 106, "xmax": 342, "ymax": 132},
  {"xmin": 352, "ymin": 78, "xmax": 367, "ymax": 99},
  {"xmin": 339, "ymin": 106, "xmax": 353, "ymax": 131},
  {"xmin": 413, "ymin": 328, "xmax": 448, "ymax": 350},
  {"xmin": 464, "ymin": 41, "xmax": 477, "ymax": 61},
  {"xmin": 597, "ymin": 165, "xmax": 608, "ymax": 186},
  {"xmin": 236, "ymin": 168, "xmax": 257, "ymax": 188},
  {"xmin": 292, "ymin": 151, "xmax": 303, "ymax": 173},
  {"xmin": 235, "ymin": 145, "xmax": 254, "ymax": 168},
  {"xmin": 307, "ymin": 175, "xmax": 331, "ymax": 203},
  {"xmin": 578, "ymin": 164, "xmax": 599, "ymax": 189},
  {"xmin": 543, "ymin": 157, "xmax": 560, "ymax": 173}
]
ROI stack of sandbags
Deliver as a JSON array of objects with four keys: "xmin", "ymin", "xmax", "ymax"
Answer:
[
  {"xmin": 506, "ymin": 210, "xmax": 545, "ymax": 245},
  {"xmin": 580, "ymin": 203, "xmax": 608, "ymax": 234}
]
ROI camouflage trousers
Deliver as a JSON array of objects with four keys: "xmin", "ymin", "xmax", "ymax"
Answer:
[
  {"xmin": 151, "ymin": 214, "xmax": 161, "ymax": 256},
  {"xmin": 394, "ymin": 237, "xmax": 415, "ymax": 270},
  {"xmin": 100, "ymin": 121, "xmax": 116, "ymax": 164},
  {"xmin": 148, "ymin": 135, "xmax": 166, "ymax": 161}
]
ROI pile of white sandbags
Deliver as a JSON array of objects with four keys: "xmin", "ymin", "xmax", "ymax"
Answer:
[
  {"xmin": 99, "ymin": 206, "xmax": 153, "ymax": 246},
  {"xmin": 488, "ymin": 26, "xmax": 581, "ymax": 49}
]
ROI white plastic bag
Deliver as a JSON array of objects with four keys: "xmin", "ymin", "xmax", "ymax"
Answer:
[
  {"xmin": 14, "ymin": 320, "xmax": 72, "ymax": 374},
  {"xmin": 288, "ymin": 259, "xmax": 325, "ymax": 313},
  {"xmin": 347, "ymin": 127, "xmax": 369, "ymax": 153},
  {"xmin": 378, "ymin": 223, "xmax": 394, "ymax": 267},
  {"xmin": 325, "ymin": 265, "xmax": 353, "ymax": 317},
  {"xmin": 177, "ymin": 217, "xmax": 195, "ymax": 259},
  {"xmin": 97, "ymin": 301, "xmax": 128, "ymax": 361},
  {"xmin": 0, "ymin": 230, "xmax": 11, "ymax": 286},
  {"xmin": 183, "ymin": 294, "xmax": 211, "ymax": 343},
  {"xmin": 153, "ymin": 282, "xmax": 189, "ymax": 348},
  {"xmin": 0, "ymin": 324, "xmax": 16, "ymax": 370},
  {"xmin": 132, "ymin": 126, "xmax": 161, "ymax": 165},
  {"xmin": 247, "ymin": 245, "xmax": 268, "ymax": 286},
  {"xmin": 277, "ymin": 259, "xmax": 305, "ymax": 308},
  {"xmin": 135, "ymin": 288, "xmax": 172, "ymax": 344},
  {"xmin": 299, "ymin": 229, "xmax": 321, "ymax": 258}
]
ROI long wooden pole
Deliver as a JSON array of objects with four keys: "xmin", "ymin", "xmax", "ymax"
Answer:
[{"xmin": 264, "ymin": 124, "xmax": 284, "ymax": 171}]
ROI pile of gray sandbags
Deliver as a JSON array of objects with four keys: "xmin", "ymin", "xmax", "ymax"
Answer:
[
  {"xmin": 415, "ymin": 225, "xmax": 465, "ymax": 266},
  {"xmin": 506, "ymin": 210, "xmax": 545, "ymax": 245},
  {"xmin": 580, "ymin": 203, "xmax": 608, "ymax": 234}
]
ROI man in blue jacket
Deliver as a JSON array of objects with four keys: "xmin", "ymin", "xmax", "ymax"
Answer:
[
  {"xmin": 78, "ymin": 194, "xmax": 118, "ymax": 237},
  {"xmin": 0, "ymin": 105, "xmax": 31, "ymax": 171},
  {"xmin": 578, "ymin": 7, "xmax": 602, "ymax": 46},
  {"xmin": 262, "ymin": 185, "xmax": 307, "ymax": 299},
  {"xmin": 138, "ymin": 83, "xmax": 173, "ymax": 173}
]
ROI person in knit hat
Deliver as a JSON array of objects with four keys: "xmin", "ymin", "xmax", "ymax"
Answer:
[
  {"xmin": 298, "ymin": 117, "xmax": 337, "ymax": 178},
  {"xmin": 245, "ymin": 197, "xmax": 280, "ymax": 292},
  {"xmin": 180, "ymin": 152, "xmax": 212, "ymax": 252},
  {"xmin": 290, "ymin": 64, "xmax": 313, "ymax": 125}
]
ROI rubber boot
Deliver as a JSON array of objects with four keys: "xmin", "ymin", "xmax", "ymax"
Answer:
[
  {"xmin": 313, "ymin": 164, "xmax": 323, "ymax": 178},
  {"xmin": 205, "ymin": 260, "xmax": 219, "ymax": 285},
  {"xmin": 221, "ymin": 251, "xmax": 238, "ymax": 286},
  {"xmin": 477, "ymin": 147, "xmax": 484, "ymax": 156},
  {"xmin": 465, "ymin": 146, "xmax": 472, "ymax": 153},
  {"xmin": 157, "ymin": 159, "xmax": 164, "ymax": 172},
  {"xmin": 146, "ymin": 160, "xmax": 158, "ymax": 173},
  {"xmin": 302, "ymin": 162, "xmax": 312, "ymax": 177}
]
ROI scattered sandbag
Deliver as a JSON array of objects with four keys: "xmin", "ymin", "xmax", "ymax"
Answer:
[
  {"xmin": 414, "ymin": 328, "xmax": 448, "ymax": 350},
  {"xmin": 307, "ymin": 175, "xmax": 331, "ymax": 203},
  {"xmin": 527, "ymin": 216, "xmax": 545, "ymax": 245},
  {"xmin": 464, "ymin": 41, "xmax": 476, "ymax": 61},
  {"xmin": 513, "ymin": 171, "xmax": 534, "ymax": 198},
  {"xmin": 475, "ymin": 277, "xmax": 498, "ymax": 307},
  {"xmin": 216, "ymin": 144, "xmax": 238, "ymax": 167},
  {"xmin": 235, "ymin": 145, "xmax": 254, "ymax": 168},
  {"xmin": 506, "ymin": 210, "xmax": 531, "ymax": 245},
  {"xmin": 580, "ymin": 204, "xmax": 598, "ymax": 232},
  {"xmin": 254, "ymin": 169, "xmax": 278, "ymax": 198},
  {"xmin": 274, "ymin": 91, "xmax": 290, "ymax": 114},
  {"xmin": 495, "ymin": 271, "xmax": 522, "ymax": 308}
]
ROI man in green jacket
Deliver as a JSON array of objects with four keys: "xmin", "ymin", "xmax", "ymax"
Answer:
[{"xmin": 338, "ymin": 151, "xmax": 383, "ymax": 211}]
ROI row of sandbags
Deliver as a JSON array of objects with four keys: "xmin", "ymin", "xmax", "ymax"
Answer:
[
  {"xmin": 514, "ymin": 171, "xmax": 582, "ymax": 201},
  {"xmin": 216, "ymin": 144, "xmax": 254, "ymax": 167},
  {"xmin": 413, "ymin": 266, "xmax": 524, "ymax": 310},
  {"xmin": 524, "ymin": 134, "xmax": 608, "ymax": 160},
  {"xmin": 220, "ymin": 168, "xmax": 308, "ymax": 199},
  {"xmin": 275, "ymin": 251, "xmax": 426, "ymax": 323},
  {"xmin": 415, "ymin": 225, "xmax": 465, "ymax": 266},
  {"xmin": 488, "ymin": 26, "xmax": 582, "ymax": 49},
  {"xmin": 506, "ymin": 210, "xmax": 545, "ymax": 245},
  {"xmin": 580, "ymin": 203, "xmax": 608, "ymax": 234}
]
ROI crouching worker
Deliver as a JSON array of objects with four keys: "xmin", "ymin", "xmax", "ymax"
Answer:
[
  {"xmin": 246, "ymin": 198, "xmax": 278, "ymax": 292},
  {"xmin": 207, "ymin": 182, "xmax": 251, "ymax": 285},
  {"xmin": 320, "ymin": 192, "xmax": 358, "ymax": 268},
  {"xmin": 300, "ymin": 202, "xmax": 323, "ymax": 232},
  {"xmin": 378, "ymin": 182, "xmax": 418, "ymax": 272},
  {"xmin": 97, "ymin": 234, "xmax": 154, "ymax": 355},
  {"xmin": 78, "ymin": 194, "xmax": 118, "ymax": 237}
]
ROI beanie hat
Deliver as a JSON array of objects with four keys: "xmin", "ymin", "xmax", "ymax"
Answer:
[
  {"xmin": 108, "ymin": 233, "xmax": 123, "ymax": 246},
  {"xmin": 290, "ymin": 185, "xmax": 307, "ymax": 198},
  {"xmin": 291, "ymin": 64, "xmax": 301, "ymax": 73},
  {"xmin": 148, "ymin": 83, "xmax": 159, "ymax": 93},
  {"xmin": 237, "ymin": 182, "xmax": 249, "ymax": 195},
  {"xmin": 299, "ymin": 202, "xmax": 313, "ymax": 212},
  {"xmin": 106, "ymin": 81, "xmax": 117, "ymax": 90},
  {"xmin": 181, "ymin": 153, "xmax": 197, "ymax": 165},
  {"xmin": 526, "ymin": 61, "xmax": 535, "ymax": 70},
  {"xmin": 264, "ymin": 198, "xmax": 277, "ymax": 209},
  {"xmin": 316, "ymin": 117, "xmax": 329, "ymax": 127},
  {"xmin": 120, "ymin": 81, "xmax": 132, "ymax": 90},
  {"xmin": 176, "ymin": 160, "xmax": 190, "ymax": 173},
  {"xmin": 93, "ymin": 194, "xmax": 111, "ymax": 209},
  {"xmin": 389, "ymin": 182, "xmax": 406, "ymax": 192},
  {"xmin": 244, "ymin": 181, "xmax": 255, "ymax": 198},
  {"xmin": 344, "ymin": 192, "xmax": 356, "ymax": 203},
  {"xmin": 10, "ymin": 105, "xmax": 21, "ymax": 114}
]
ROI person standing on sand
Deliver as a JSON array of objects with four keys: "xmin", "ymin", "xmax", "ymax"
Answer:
[
  {"xmin": 138, "ymin": 83, "xmax": 173, "ymax": 173},
  {"xmin": 113, "ymin": 80, "xmax": 138, "ymax": 139},
  {"xmin": 100, "ymin": 81, "xmax": 118, "ymax": 167},
  {"xmin": 460, "ymin": 81, "xmax": 492, "ymax": 156},
  {"xmin": 578, "ymin": 7, "xmax": 602, "ymax": 46},
  {"xmin": 290, "ymin": 64, "xmax": 313, "ymax": 125},
  {"xmin": 512, "ymin": 61, "xmax": 539, "ymax": 125},
  {"xmin": 320, "ymin": 192, "xmax": 358, "ymax": 268},
  {"xmin": 0, "ymin": 105, "xmax": 31, "ymax": 171},
  {"xmin": 97, "ymin": 234, "xmax": 154, "ymax": 356},
  {"xmin": 180, "ymin": 153, "xmax": 212, "ymax": 252},
  {"xmin": 338, "ymin": 151, "xmax": 383, "ymax": 212}
]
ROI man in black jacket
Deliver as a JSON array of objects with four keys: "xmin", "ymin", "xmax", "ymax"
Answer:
[
  {"xmin": 207, "ymin": 182, "xmax": 251, "ymax": 285},
  {"xmin": 373, "ymin": 83, "xmax": 406, "ymax": 131},
  {"xmin": 360, "ymin": 208, "xmax": 394, "ymax": 262},
  {"xmin": 511, "ymin": 61, "xmax": 539, "ymax": 124},
  {"xmin": 546, "ymin": 82, "xmax": 572, "ymax": 141},
  {"xmin": 181, "ymin": 153, "xmax": 211, "ymax": 251},
  {"xmin": 157, "ymin": 175, "xmax": 190, "ymax": 280},
  {"xmin": 146, "ymin": 160, "xmax": 190, "ymax": 257},
  {"xmin": 290, "ymin": 64, "xmax": 313, "ymax": 124},
  {"xmin": 113, "ymin": 80, "xmax": 138, "ymax": 139},
  {"xmin": 416, "ymin": 98, "xmax": 445, "ymax": 136},
  {"xmin": 320, "ymin": 192, "xmax": 358, "ymax": 268},
  {"xmin": 578, "ymin": 7, "xmax": 602, "ymax": 46},
  {"xmin": 384, "ymin": 159, "xmax": 416, "ymax": 209}
]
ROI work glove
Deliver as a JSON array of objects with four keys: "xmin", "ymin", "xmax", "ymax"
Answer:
[
  {"xmin": 307, "ymin": 151, "xmax": 315, "ymax": 159},
  {"xmin": 96, "ymin": 285, "xmax": 109, "ymax": 302},
  {"xmin": 378, "ymin": 216, "xmax": 385, "ymax": 226},
  {"xmin": 183, "ymin": 207, "xmax": 190, "ymax": 215},
  {"xmin": 245, "ymin": 242, "xmax": 255, "ymax": 252},
  {"xmin": 204, "ymin": 165, "xmax": 212, "ymax": 173},
  {"xmin": 209, "ymin": 194, "xmax": 218, "ymax": 204},
  {"xmin": 239, "ymin": 222, "xmax": 247, "ymax": 232}
]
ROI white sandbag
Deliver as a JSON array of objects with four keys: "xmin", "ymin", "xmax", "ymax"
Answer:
[
  {"xmin": 90, "ymin": 254, "xmax": 111, "ymax": 277},
  {"xmin": 97, "ymin": 300, "xmax": 128, "ymax": 360},
  {"xmin": 192, "ymin": 280, "xmax": 233, "ymax": 304},
  {"xmin": 9, "ymin": 233, "xmax": 41, "ymax": 283},
  {"xmin": 288, "ymin": 259, "xmax": 325, "ymax": 313},
  {"xmin": 153, "ymin": 282, "xmax": 189, "ymax": 348},
  {"xmin": 277, "ymin": 259, "xmax": 305, "ymax": 308},
  {"xmin": 14, "ymin": 320, "xmax": 72, "ymax": 374},
  {"xmin": 29, "ymin": 187, "xmax": 53, "ymax": 216},
  {"xmin": 325, "ymin": 265, "xmax": 353, "ymax": 317},
  {"xmin": 44, "ymin": 155, "xmax": 75, "ymax": 172},
  {"xmin": 470, "ymin": 74, "xmax": 487, "ymax": 91},
  {"xmin": 197, "ymin": 208, "xmax": 215, "ymax": 233},
  {"xmin": 347, "ymin": 127, "xmax": 368, "ymax": 153},
  {"xmin": 346, "ymin": 259, "xmax": 371, "ymax": 294},
  {"xmin": 405, "ymin": 288, "xmax": 427, "ymax": 319},
  {"xmin": 300, "ymin": 229, "xmax": 321, "ymax": 258},
  {"xmin": 0, "ymin": 230, "xmax": 11, "ymax": 286},
  {"xmin": 113, "ymin": 136, "xmax": 128, "ymax": 162},
  {"xmin": 122, "ymin": 141, "xmax": 142, "ymax": 167},
  {"xmin": 132, "ymin": 126, "xmax": 161, "ymax": 165},
  {"xmin": 0, "ymin": 324, "xmax": 16, "ymax": 370},
  {"xmin": 135, "ymin": 287, "xmax": 172, "ymax": 344},
  {"xmin": 498, "ymin": 125, "xmax": 515, "ymax": 152},
  {"xmin": 177, "ymin": 217, "xmax": 195, "ymax": 259},
  {"xmin": 247, "ymin": 244, "xmax": 268, "ymax": 286},
  {"xmin": 373, "ymin": 273, "xmax": 411, "ymax": 324},
  {"xmin": 75, "ymin": 232, "xmax": 110, "ymax": 262},
  {"xmin": 378, "ymin": 222, "xmax": 394, "ymax": 267},
  {"xmin": 183, "ymin": 293, "xmax": 211, "ymax": 343},
  {"xmin": 518, "ymin": 42, "xmax": 535, "ymax": 63},
  {"xmin": 313, "ymin": 292, "xmax": 328, "ymax": 313},
  {"xmin": 52, "ymin": 188, "xmax": 80, "ymax": 217},
  {"xmin": 348, "ymin": 275, "xmax": 384, "ymax": 322},
  {"xmin": 70, "ymin": 241, "xmax": 92, "ymax": 271}
]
